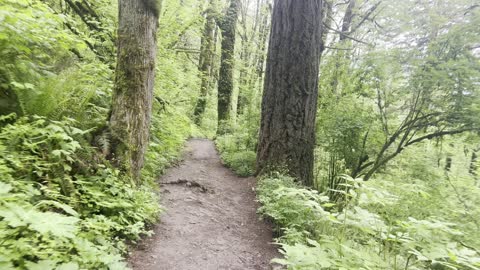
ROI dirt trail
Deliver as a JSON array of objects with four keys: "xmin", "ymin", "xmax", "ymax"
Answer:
[{"xmin": 128, "ymin": 139, "xmax": 280, "ymax": 270}]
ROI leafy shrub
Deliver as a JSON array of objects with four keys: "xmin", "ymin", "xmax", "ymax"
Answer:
[
  {"xmin": 223, "ymin": 150, "xmax": 256, "ymax": 177},
  {"xmin": 216, "ymin": 133, "xmax": 257, "ymax": 176},
  {"xmin": 257, "ymin": 174, "xmax": 335, "ymax": 241},
  {"xmin": 0, "ymin": 116, "xmax": 160, "ymax": 269},
  {"xmin": 142, "ymin": 106, "xmax": 192, "ymax": 181},
  {"xmin": 257, "ymin": 173, "xmax": 480, "ymax": 270}
]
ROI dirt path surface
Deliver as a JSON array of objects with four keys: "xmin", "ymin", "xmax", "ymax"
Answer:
[{"xmin": 128, "ymin": 139, "xmax": 280, "ymax": 270}]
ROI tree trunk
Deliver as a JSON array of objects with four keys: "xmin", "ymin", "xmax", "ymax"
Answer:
[
  {"xmin": 254, "ymin": 2, "xmax": 271, "ymax": 91},
  {"xmin": 256, "ymin": 0, "xmax": 323, "ymax": 186},
  {"xmin": 109, "ymin": 0, "xmax": 159, "ymax": 183},
  {"xmin": 469, "ymin": 151, "xmax": 478, "ymax": 175},
  {"xmin": 330, "ymin": 0, "xmax": 355, "ymax": 96},
  {"xmin": 445, "ymin": 156, "xmax": 452, "ymax": 172},
  {"xmin": 237, "ymin": 0, "xmax": 271, "ymax": 116},
  {"xmin": 320, "ymin": 0, "xmax": 333, "ymax": 56},
  {"xmin": 217, "ymin": 0, "xmax": 239, "ymax": 134},
  {"xmin": 339, "ymin": 0, "xmax": 355, "ymax": 41},
  {"xmin": 193, "ymin": 1, "xmax": 216, "ymax": 125}
]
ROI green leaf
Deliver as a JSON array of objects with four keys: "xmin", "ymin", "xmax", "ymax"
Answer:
[
  {"xmin": 0, "ymin": 182, "xmax": 12, "ymax": 194},
  {"xmin": 0, "ymin": 204, "xmax": 29, "ymax": 227},
  {"xmin": 0, "ymin": 262, "xmax": 15, "ymax": 270},
  {"xmin": 56, "ymin": 262, "xmax": 79, "ymax": 270},
  {"xmin": 25, "ymin": 260, "xmax": 55, "ymax": 270},
  {"xmin": 27, "ymin": 212, "xmax": 78, "ymax": 238},
  {"xmin": 35, "ymin": 200, "xmax": 79, "ymax": 217}
]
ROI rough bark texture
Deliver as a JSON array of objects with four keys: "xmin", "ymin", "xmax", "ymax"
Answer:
[
  {"xmin": 109, "ymin": 0, "xmax": 159, "ymax": 183},
  {"xmin": 193, "ymin": 1, "xmax": 216, "ymax": 124},
  {"xmin": 256, "ymin": 0, "xmax": 323, "ymax": 186},
  {"xmin": 217, "ymin": 0, "xmax": 239, "ymax": 134}
]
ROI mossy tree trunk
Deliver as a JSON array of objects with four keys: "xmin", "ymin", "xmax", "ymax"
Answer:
[
  {"xmin": 217, "ymin": 0, "xmax": 239, "ymax": 134},
  {"xmin": 109, "ymin": 0, "xmax": 160, "ymax": 183},
  {"xmin": 256, "ymin": 0, "xmax": 323, "ymax": 186},
  {"xmin": 193, "ymin": 0, "xmax": 217, "ymax": 125}
]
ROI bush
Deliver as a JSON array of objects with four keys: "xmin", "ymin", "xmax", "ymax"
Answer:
[
  {"xmin": 216, "ymin": 133, "xmax": 257, "ymax": 176},
  {"xmin": 142, "ymin": 108, "xmax": 192, "ymax": 181},
  {"xmin": 257, "ymin": 173, "xmax": 480, "ymax": 270},
  {"xmin": 0, "ymin": 116, "xmax": 160, "ymax": 269},
  {"xmin": 223, "ymin": 150, "xmax": 256, "ymax": 177}
]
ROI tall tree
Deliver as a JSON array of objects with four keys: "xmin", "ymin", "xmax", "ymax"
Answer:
[
  {"xmin": 339, "ymin": 0, "xmax": 356, "ymax": 41},
  {"xmin": 236, "ymin": 0, "xmax": 272, "ymax": 116},
  {"xmin": 217, "ymin": 0, "xmax": 239, "ymax": 134},
  {"xmin": 109, "ymin": 0, "xmax": 160, "ymax": 182},
  {"xmin": 193, "ymin": 0, "xmax": 217, "ymax": 124},
  {"xmin": 256, "ymin": 0, "xmax": 323, "ymax": 186}
]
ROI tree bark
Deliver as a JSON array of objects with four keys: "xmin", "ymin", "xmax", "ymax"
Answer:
[
  {"xmin": 236, "ymin": 0, "xmax": 252, "ymax": 117},
  {"xmin": 217, "ymin": 0, "xmax": 239, "ymax": 134},
  {"xmin": 193, "ymin": 1, "xmax": 217, "ymax": 124},
  {"xmin": 109, "ymin": 0, "xmax": 159, "ymax": 183},
  {"xmin": 320, "ymin": 0, "xmax": 333, "ymax": 56},
  {"xmin": 256, "ymin": 0, "xmax": 323, "ymax": 186},
  {"xmin": 469, "ymin": 151, "xmax": 478, "ymax": 175},
  {"xmin": 339, "ymin": 0, "xmax": 356, "ymax": 41}
]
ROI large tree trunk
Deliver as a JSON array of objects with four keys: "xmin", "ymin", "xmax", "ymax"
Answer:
[
  {"xmin": 256, "ymin": 0, "xmax": 323, "ymax": 186},
  {"xmin": 217, "ymin": 0, "xmax": 239, "ymax": 134},
  {"xmin": 193, "ymin": 1, "xmax": 216, "ymax": 125},
  {"xmin": 109, "ymin": 0, "xmax": 159, "ymax": 183}
]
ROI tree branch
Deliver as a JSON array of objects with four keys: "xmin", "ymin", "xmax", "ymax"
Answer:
[
  {"xmin": 325, "ymin": 25, "xmax": 371, "ymax": 45},
  {"xmin": 350, "ymin": 1, "xmax": 382, "ymax": 34},
  {"xmin": 405, "ymin": 128, "xmax": 476, "ymax": 147}
]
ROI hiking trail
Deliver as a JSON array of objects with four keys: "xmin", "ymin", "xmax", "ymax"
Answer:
[{"xmin": 128, "ymin": 139, "xmax": 280, "ymax": 270}]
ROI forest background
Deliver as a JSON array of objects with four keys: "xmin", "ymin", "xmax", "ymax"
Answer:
[{"xmin": 0, "ymin": 0, "xmax": 479, "ymax": 269}]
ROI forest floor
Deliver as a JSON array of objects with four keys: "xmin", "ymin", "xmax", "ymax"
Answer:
[{"xmin": 128, "ymin": 139, "xmax": 280, "ymax": 270}]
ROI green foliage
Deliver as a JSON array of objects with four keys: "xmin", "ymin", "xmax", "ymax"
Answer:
[
  {"xmin": 257, "ymin": 174, "xmax": 334, "ymax": 241},
  {"xmin": 216, "ymin": 131, "xmax": 257, "ymax": 177},
  {"xmin": 0, "ymin": 0, "xmax": 113, "ymax": 129},
  {"xmin": 215, "ymin": 95, "xmax": 261, "ymax": 175},
  {"xmin": 0, "ymin": 116, "xmax": 160, "ymax": 269},
  {"xmin": 257, "ymin": 173, "xmax": 480, "ymax": 270},
  {"xmin": 143, "ymin": 108, "xmax": 192, "ymax": 180},
  {"xmin": 0, "ymin": 0, "xmax": 199, "ymax": 268}
]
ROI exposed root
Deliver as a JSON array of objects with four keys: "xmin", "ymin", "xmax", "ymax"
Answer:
[{"xmin": 160, "ymin": 178, "xmax": 211, "ymax": 193}]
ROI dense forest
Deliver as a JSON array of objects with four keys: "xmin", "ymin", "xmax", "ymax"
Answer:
[{"xmin": 0, "ymin": 0, "xmax": 479, "ymax": 269}]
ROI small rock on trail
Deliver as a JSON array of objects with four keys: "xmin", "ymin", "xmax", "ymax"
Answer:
[{"xmin": 128, "ymin": 139, "xmax": 280, "ymax": 270}]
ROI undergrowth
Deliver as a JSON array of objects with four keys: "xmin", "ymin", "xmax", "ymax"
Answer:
[
  {"xmin": 0, "ymin": 1, "xmax": 195, "ymax": 268},
  {"xmin": 0, "ymin": 116, "xmax": 162, "ymax": 269},
  {"xmin": 216, "ymin": 133, "xmax": 256, "ymax": 177},
  {"xmin": 257, "ymin": 173, "xmax": 480, "ymax": 270},
  {"xmin": 215, "ymin": 119, "xmax": 258, "ymax": 177}
]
